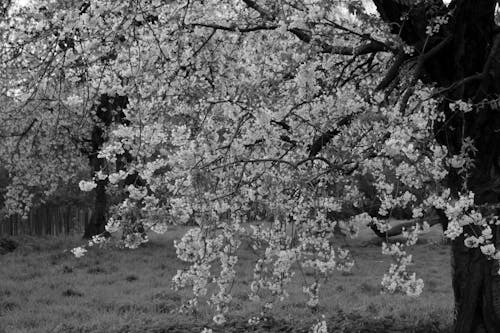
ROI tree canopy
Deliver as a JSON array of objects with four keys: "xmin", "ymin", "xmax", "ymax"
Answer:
[{"xmin": 2, "ymin": 1, "xmax": 500, "ymax": 331}]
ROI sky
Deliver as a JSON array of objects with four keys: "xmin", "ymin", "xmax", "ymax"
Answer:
[{"xmin": 15, "ymin": 0, "xmax": 31, "ymax": 8}]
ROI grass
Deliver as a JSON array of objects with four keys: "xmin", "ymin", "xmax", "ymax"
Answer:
[{"xmin": 0, "ymin": 224, "xmax": 454, "ymax": 332}]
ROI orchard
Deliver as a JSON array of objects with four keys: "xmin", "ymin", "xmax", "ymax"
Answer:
[{"xmin": 2, "ymin": 1, "xmax": 500, "ymax": 332}]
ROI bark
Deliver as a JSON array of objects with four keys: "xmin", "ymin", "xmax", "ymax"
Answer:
[
  {"xmin": 82, "ymin": 144, "xmax": 108, "ymax": 239},
  {"xmin": 372, "ymin": 0, "xmax": 500, "ymax": 331},
  {"xmin": 368, "ymin": 216, "xmax": 441, "ymax": 238},
  {"xmin": 83, "ymin": 94, "xmax": 128, "ymax": 239}
]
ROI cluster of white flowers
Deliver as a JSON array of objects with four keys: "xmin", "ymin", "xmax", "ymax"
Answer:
[
  {"xmin": 442, "ymin": 192, "xmax": 475, "ymax": 239},
  {"xmin": 212, "ymin": 313, "xmax": 226, "ymax": 326},
  {"xmin": 88, "ymin": 234, "xmax": 109, "ymax": 248},
  {"xmin": 70, "ymin": 246, "xmax": 87, "ymax": 258},
  {"xmin": 108, "ymin": 170, "xmax": 128, "ymax": 184},
  {"xmin": 127, "ymin": 185, "xmax": 148, "ymax": 200},
  {"xmin": 480, "ymin": 244, "xmax": 496, "ymax": 256},
  {"xmin": 78, "ymin": 180, "xmax": 97, "ymax": 192},
  {"xmin": 463, "ymin": 225, "xmax": 492, "ymax": 248},
  {"xmin": 425, "ymin": 15, "xmax": 449, "ymax": 36},
  {"xmin": 173, "ymin": 263, "xmax": 211, "ymax": 299},
  {"xmin": 149, "ymin": 222, "xmax": 168, "ymax": 234},
  {"xmin": 65, "ymin": 95, "xmax": 83, "ymax": 107},
  {"xmin": 122, "ymin": 233, "xmax": 149, "ymax": 249},
  {"xmin": 303, "ymin": 282, "xmax": 320, "ymax": 308},
  {"xmin": 450, "ymin": 100, "xmax": 473, "ymax": 113},
  {"xmin": 97, "ymin": 142, "xmax": 125, "ymax": 162},
  {"xmin": 105, "ymin": 217, "xmax": 121, "ymax": 233},
  {"xmin": 403, "ymin": 45, "xmax": 415, "ymax": 55},
  {"xmin": 381, "ymin": 223, "xmax": 427, "ymax": 296},
  {"xmin": 382, "ymin": 262, "xmax": 424, "ymax": 297},
  {"xmin": 248, "ymin": 316, "xmax": 261, "ymax": 325},
  {"xmin": 269, "ymin": 249, "xmax": 297, "ymax": 300},
  {"xmin": 440, "ymin": 193, "xmax": 500, "ymax": 273},
  {"xmin": 249, "ymin": 259, "xmax": 265, "ymax": 302},
  {"xmin": 310, "ymin": 317, "xmax": 328, "ymax": 333},
  {"xmin": 174, "ymin": 227, "xmax": 222, "ymax": 263},
  {"xmin": 171, "ymin": 223, "xmax": 245, "ymax": 324},
  {"xmin": 209, "ymin": 252, "xmax": 238, "ymax": 324}
]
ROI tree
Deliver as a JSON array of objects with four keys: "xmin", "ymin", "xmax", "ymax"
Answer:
[
  {"xmin": 3, "ymin": 0, "xmax": 500, "ymax": 331},
  {"xmin": 0, "ymin": 1, "xmax": 136, "ymax": 237},
  {"xmin": 367, "ymin": 1, "xmax": 500, "ymax": 331},
  {"xmin": 0, "ymin": 1, "xmax": 89, "ymax": 217},
  {"xmin": 81, "ymin": 93, "xmax": 130, "ymax": 239}
]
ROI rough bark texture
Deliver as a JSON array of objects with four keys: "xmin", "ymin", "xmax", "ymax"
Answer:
[
  {"xmin": 83, "ymin": 94, "xmax": 129, "ymax": 239},
  {"xmin": 373, "ymin": 0, "xmax": 500, "ymax": 331}
]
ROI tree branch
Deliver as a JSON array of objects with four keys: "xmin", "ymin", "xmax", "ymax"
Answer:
[
  {"xmin": 192, "ymin": 22, "xmax": 389, "ymax": 56},
  {"xmin": 474, "ymin": 33, "xmax": 500, "ymax": 100},
  {"xmin": 0, "ymin": 118, "xmax": 37, "ymax": 138},
  {"xmin": 288, "ymin": 27, "xmax": 389, "ymax": 55},
  {"xmin": 241, "ymin": 0, "xmax": 274, "ymax": 21},
  {"xmin": 431, "ymin": 73, "xmax": 484, "ymax": 97},
  {"xmin": 190, "ymin": 23, "xmax": 278, "ymax": 32},
  {"xmin": 369, "ymin": 215, "xmax": 441, "ymax": 238},
  {"xmin": 399, "ymin": 36, "xmax": 452, "ymax": 113},
  {"xmin": 308, "ymin": 116, "xmax": 352, "ymax": 157},
  {"xmin": 376, "ymin": 49, "xmax": 408, "ymax": 91}
]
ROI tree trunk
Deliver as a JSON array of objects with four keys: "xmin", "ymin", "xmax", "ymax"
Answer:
[
  {"xmin": 82, "ymin": 157, "xmax": 108, "ymax": 238},
  {"xmin": 451, "ymin": 230, "xmax": 500, "ymax": 332},
  {"xmin": 82, "ymin": 94, "xmax": 128, "ymax": 239},
  {"xmin": 372, "ymin": 0, "xmax": 500, "ymax": 331}
]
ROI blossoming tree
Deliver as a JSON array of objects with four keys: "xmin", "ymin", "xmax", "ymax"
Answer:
[{"xmin": 2, "ymin": 0, "xmax": 500, "ymax": 331}]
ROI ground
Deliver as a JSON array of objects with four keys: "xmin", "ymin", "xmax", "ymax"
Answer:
[{"xmin": 0, "ymin": 223, "xmax": 453, "ymax": 332}]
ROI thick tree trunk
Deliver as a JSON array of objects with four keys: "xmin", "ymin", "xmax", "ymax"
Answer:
[
  {"xmin": 82, "ymin": 146, "xmax": 108, "ymax": 239},
  {"xmin": 451, "ymin": 230, "xmax": 500, "ymax": 332},
  {"xmin": 83, "ymin": 182, "xmax": 107, "ymax": 238},
  {"xmin": 83, "ymin": 94, "xmax": 128, "ymax": 239},
  {"xmin": 372, "ymin": 0, "xmax": 500, "ymax": 331},
  {"xmin": 443, "ymin": 2, "xmax": 500, "ymax": 331},
  {"xmin": 82, "ymin": 121, "xmax": 109, "ymax": 239}
]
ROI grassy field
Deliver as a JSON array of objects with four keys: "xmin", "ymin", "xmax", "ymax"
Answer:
[{"xmin": 0, "ymin": 223, "xmax": 454, "ymax": 333}]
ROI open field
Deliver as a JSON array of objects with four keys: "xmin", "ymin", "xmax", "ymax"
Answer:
[{"xmin": 0, "ymin": 223, "xmax": 453, "ymax": 332}]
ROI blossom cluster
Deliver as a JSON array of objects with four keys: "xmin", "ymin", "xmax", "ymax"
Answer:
[
  {"xmin": 310, "ymin": 317, "xmax": 328, "ymax": 333},
  {"xmin": 425, "ymin": 15, "xmax": 449, "ymax": 36},
  {"xmin": 380, "ymin": 222, "xmax": 429, "ymax": 296}
]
